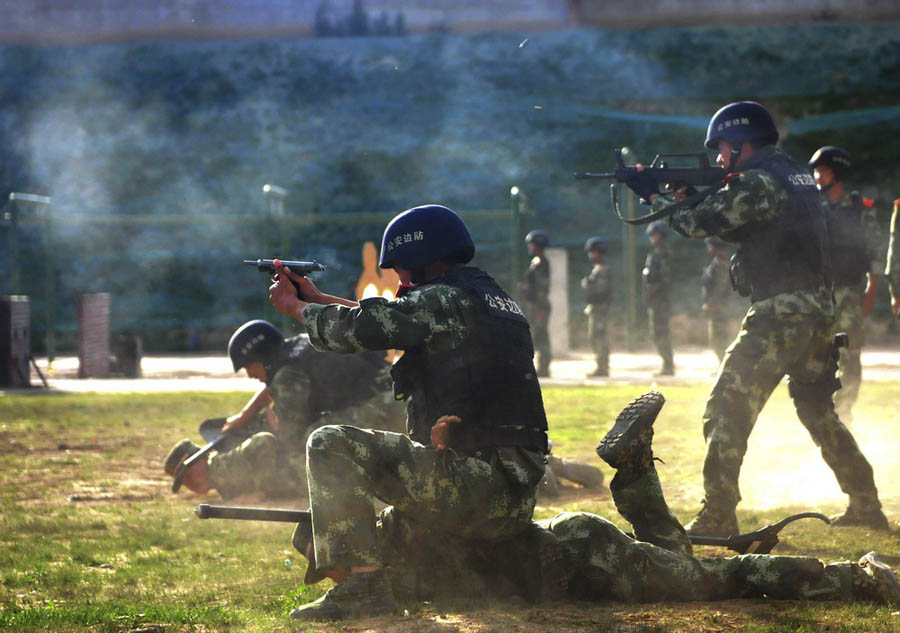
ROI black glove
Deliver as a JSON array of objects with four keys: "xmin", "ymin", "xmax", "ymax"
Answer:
[{"xmin": 623, "ymin": 170, "xmax": 659, "ymax": 202}]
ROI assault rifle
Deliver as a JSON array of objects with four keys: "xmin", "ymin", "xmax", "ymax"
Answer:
[
  {"xmin": 575, "ymin": 148, "xmax": 726, "ymax": 225},
  {"xmin": 244, "ymin": 258, "xmax": 325, "ymax": 297},
  {"xmin": 194, "ymin": 504, "xmax": 829, "ymax": 555}
]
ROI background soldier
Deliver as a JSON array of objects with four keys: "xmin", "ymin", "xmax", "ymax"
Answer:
[
  {"xmin": 809, "ymin": 146, "xmax": 883, "ymax": 421},
  {"xmin": 629, "ymin": 101, "xmax": 888, "ymax": 537},
  {"xmin": 701, "ymin": 236, "xmax": 733, "ymax": 364},
  {"xmin": 164, "ymin": 320, "xmax": 403, "ymax": 500},
  {"xmin": 269, "ymin": 204, "xmax": 549, "ymax": 621},
  {"xmin": 582, "ymin": 237, "xmax": 612, "ymax": 377},
  {"xmin": 643, "ymin": 221, "xmax": 674, "ymax": 376},
  {"xmin": 888, "ymin": 199, "xmax": 900, "ymax": 319},
  {"xmin": 522, "ymin": 229, "xmax": 553, "ymax": 377}
]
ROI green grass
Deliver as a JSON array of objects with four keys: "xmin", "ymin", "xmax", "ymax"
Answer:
[{"xmin": 1, "ymin": 385, "xmax": 899, "ymax": 632}]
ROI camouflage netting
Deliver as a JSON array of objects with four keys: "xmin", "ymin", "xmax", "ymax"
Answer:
[{"xmin": 1, "ymin": 24, "xmax": 898, "ymax": 350}]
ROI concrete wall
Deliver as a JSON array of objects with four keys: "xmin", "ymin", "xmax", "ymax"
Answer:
[{"xmin": 2, "ymin": 0, "xmax": 897, "ymax": 45}]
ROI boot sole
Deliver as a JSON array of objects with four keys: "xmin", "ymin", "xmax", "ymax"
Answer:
[{"xmin": 596, "ymin": 391, "xmax": 665, "ymax": 469}]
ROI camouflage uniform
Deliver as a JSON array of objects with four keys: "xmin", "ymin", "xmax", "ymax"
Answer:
[
  {"xmin": 701, "ymin": 254, "xmax": 733, "ymax": 363},
  {"xmin": 310, "ymin": 463, "xmax": 885, "ymax": 604},
  {"xmin": 301, "ymin": 267, "xmax": 547, "ymax": 573},
  {"xmin": 207, "ymin": 339, "xmax": 403, "ymax": 500},
  {"xmin": 583, "ymin": 263, "xmax": 612, "ymax": 375},
  {"xmin": 524, "ymin": 254, "xmax": 552, "ymax": 376},
  {"xmin": 823, "ymin": 192, "xmax": 883, "ymax": 420},
  {"xmin": 642, "ymin": 242, "xmax": 674, "ymax": 373},
  {"xmin": 889, "ymin": 201, "xmax": 900, "ymax": 312},
  {"xmin": 664, "ymin": 146, "xmax": 883, "ymax": 529}
]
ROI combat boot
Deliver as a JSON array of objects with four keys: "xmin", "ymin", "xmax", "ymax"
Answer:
[
  {"xmin": 684, "ymin": 500, "xmax": 739, "ymax": 538},
  {"xmin": 290, "ymin": 569, "xmax": 397, "ymax": 621},
  {"xmin": 855, "ymin": 552, "xmax": 900, "ymax": 604},
  {"xmin": 831, "ymin": 498, "xmax": 890, "ymax": 531},
  {"xmin": 596, "ymin": 391, "xmax": 665, "ymax": 473}
]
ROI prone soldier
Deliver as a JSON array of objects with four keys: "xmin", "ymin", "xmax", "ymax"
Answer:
[
  {"xmin": 279, "ymin": 393, "xmax": 900, "ymax": 607},
  {"xmin": 582, "ymin": 237, "xmax": 612, "ymax": 377},
  {"xmin": 164, "ymin": 320, "xmax": 403, "ymax": 500},
  {"xmin": 809, "ymin": 146, "xmax": 883, "ymax": 421}
]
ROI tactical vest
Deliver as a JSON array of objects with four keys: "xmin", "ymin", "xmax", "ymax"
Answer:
[
  {"xmin": 268, "ymin": 335, "xmax": 388, "ymax": 413},
  {"xmin": 390, "ymin": 267, "xmax": 549, "ymax": 453},
  {"xmin": 728, "ymin": 150, "xmax": 828, "ymax": 303},
  {"xmin": 825, "ymin": 192, "xmax": 870, "ymax": 287}
]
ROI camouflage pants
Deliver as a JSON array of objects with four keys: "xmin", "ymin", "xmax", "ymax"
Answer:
[
  {"xmin": 548, "ymin": 509, "xmax": 865, "ymax": 602},
  {"xmin": 707, "ymin": 312, "xmax": 731, "ymax": 364},
  {"xmin": 306, "ymin": 425, "xmax": 545, "ymax": 571},
  {"xmin": 647, "ymin": 302, "xmax": 673, "ymax": 370},
  {"xmin": 832, "ymin": 284, "xmax": 865, "ymax": 421},
  {"xmin": 531, "ymin": 306, "xmax": 552, "ymax": 373},
  {"xmin": 208, "ymin": 392, "xmax": 407, "ymax": 500},
  {"xmin": 587, "ymin": 308, "xmax": 610, "ymax": 373},
  {"xmin": 700, "ymin": 306, "xmax": 879, "ymax": 513}
]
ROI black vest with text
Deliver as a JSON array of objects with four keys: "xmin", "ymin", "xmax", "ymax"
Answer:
[
  {"xmin": 729, "ymin": 149, "xmax": 828, "ymax": 303},
  {"xmin": 825, "ymin": 192, "xmax": 870, "ymax": 288},
  {"xmin": 391, "ymin": 267, "xmax": 549, "ymax": 453}
]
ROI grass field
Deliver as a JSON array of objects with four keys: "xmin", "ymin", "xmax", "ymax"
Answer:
[{"xmin": 1, "ymin": 383, "xmax": 899, "ymax": 632}]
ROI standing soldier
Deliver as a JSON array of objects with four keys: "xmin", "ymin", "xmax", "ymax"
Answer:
[
  {"xmin": 626, "ymin": 101, "xmax": 888, "ymax": 536},
  {"xmin": 701, "ymin": 236, "xmax": 733, "ymax": 364},
  {"xmin": 582, "ymin": 237, "xmax": 612, "ymax": 377},
  {"xmin": 643, "ymin": 221, "xmax": 675, "ymax": 376},
  {"xmin": 888, "ymin": 199, "xmax": 900, "ymax": 319},
  {"xmin": 522, "ymin": 230, "xmax": 553, "ymax": 377},
  {"xmin": 809, "ymin": 146, "xmax": 884, "ymax": 421}
]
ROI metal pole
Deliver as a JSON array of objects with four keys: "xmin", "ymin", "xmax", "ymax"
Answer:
[
  {"xmin": 4, "ymin": 197, "xmax": 20, "ymax": 294},
  {"xmin": 619, "ymin": 148, "xmax": 638, "ymax": 352},
  {"xmin": 510, "ymin": 186, "xmax": 522, "ymax": 293}
]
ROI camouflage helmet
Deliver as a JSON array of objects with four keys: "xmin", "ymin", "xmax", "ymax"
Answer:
[
  {"xmin": 164, "ymin": 439, "xmax": 200, "ymax": 476},
  {"xmin": 525, "ymin": 229, "xmax": 550, "ymax": 248},
  {"xmin": 645, "ymin": 221, "xmax": 668, "ymax": 238},
  {"xmin": 809, "ymin": 146, "xmax": 852, "ymax": 181},
  {"xmin": 227, "ymin": 320, "xmax": 283, "ymax": 372},
  {"xmin": 584, "ymin": 237, "xmax": 607, "ymax": 254},
  {"xmin": 378, "ymin": 204, "xmax": 475, "ymax": 270},
  {"xmin": 705, "ymin": 101, "xmax": 778, "ymax": 151}
]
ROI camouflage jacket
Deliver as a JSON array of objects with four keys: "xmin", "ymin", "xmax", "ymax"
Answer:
[
  {"xmin": 583, "ymin": 264, "xmax": 612, "ymax": 311},
  {"xmin": 642, "ymin": 244, "xmax": 670, "ymax": 306},
  {"xmin": 663, "ymin": 146, "xmax": 831, "ymax": 316},
  {"xmin": 700, "ymin": 256, "xmax": 731, "ymax": 309},
  {"xmin": 523, "ymin": 255, "xmax": 551, "ymax": 309}
]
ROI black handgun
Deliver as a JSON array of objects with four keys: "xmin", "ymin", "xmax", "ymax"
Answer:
[{"xmin": 244, "ymin": 258, "xmax": 325, "ymax": 298}]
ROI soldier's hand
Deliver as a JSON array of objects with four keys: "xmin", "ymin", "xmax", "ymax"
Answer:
[
  {"xmin": 222, "ymin": 411, "xmax": 252, "ymax": 433},
  {"xmin": 430, "ymin": 415, "xmax": 462, "ymax": 451},
  {"xmin": 268, "ymin": 261, "xmax": 309, "ymax": 320}
]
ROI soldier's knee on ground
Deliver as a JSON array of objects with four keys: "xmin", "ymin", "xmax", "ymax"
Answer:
[{"xmin": 306, "ymin": 424, "xmax": 349, "ymax": 454}]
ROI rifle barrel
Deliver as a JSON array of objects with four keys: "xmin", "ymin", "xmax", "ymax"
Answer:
[{"xmin": 195, "ymin": 504, "xmax": 309, "ymax": 523}]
